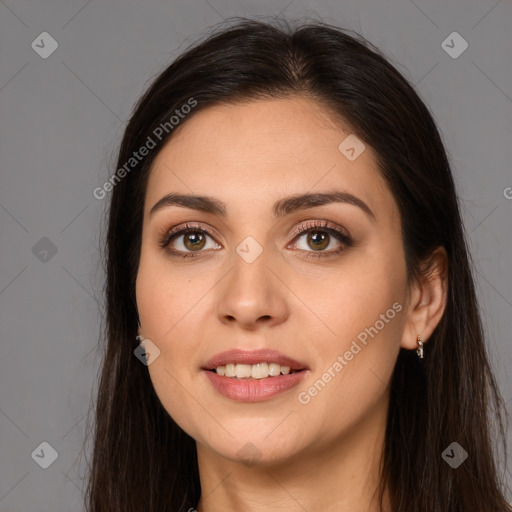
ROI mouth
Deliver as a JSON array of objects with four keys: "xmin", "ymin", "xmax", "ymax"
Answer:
[{"xmin": 201, "ymin": 348, "xmax": 309, "ymax": 402}]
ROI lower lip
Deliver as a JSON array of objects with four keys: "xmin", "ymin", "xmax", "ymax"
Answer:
[{"xmin": 203, "ymin": 370, "xmax": 307, "ymax": 402}]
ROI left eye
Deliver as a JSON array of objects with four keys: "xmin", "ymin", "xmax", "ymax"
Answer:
[{"xmin": 290, "ymin": 228, "xmax": 347, "ymax": 253}]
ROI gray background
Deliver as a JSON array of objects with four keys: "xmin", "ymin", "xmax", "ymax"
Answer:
[{"xmin": 0, "ymin": 0, "xmax": 511, "ymax": 510}]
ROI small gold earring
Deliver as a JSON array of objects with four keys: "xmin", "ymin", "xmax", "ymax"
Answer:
[{"xmin": 416, "ymin": 335, "xmax": 424, "ymax": 359}]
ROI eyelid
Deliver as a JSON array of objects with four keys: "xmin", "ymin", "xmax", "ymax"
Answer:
[{"xmin": 287, "ymin": 219, "xmax": 350, "ymax": 240}]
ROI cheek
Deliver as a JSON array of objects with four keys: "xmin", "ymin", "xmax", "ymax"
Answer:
[
  {"xmin": 135, "ymin": 257, "xmax": 203, "ymax": 415},
  {"xmin": 294, "ymin": 296, "xmax": 403, "ymax": 444},
  {"xmin": 136, "ymin": 247, "xmax": 207, "ymax": 344},
  {"xmin": 291, "ymin": 243, "xmax": 406, "ymax": 355},
  {"xmin": 293, "ymin": 246, "xmax": 406, "ymax": 417},
  {"xmin": 136, "ymin": 255, "xmax": 209, "ymax": 437}
]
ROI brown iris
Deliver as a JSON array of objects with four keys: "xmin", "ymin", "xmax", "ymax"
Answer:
[
  {"xmin": 307, "ymin": 231, "xmax": 329, "ymax": 251},
  {"xmin": 183, "ymin": 231, "xmax": 206, "ymax": 251}
]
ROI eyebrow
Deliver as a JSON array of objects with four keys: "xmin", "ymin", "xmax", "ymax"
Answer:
[{"xmin": 149, "ymin": 191, "xmax": 376, "ymax": 221}]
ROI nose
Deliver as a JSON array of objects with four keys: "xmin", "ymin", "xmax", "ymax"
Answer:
[{"xmin": 215, "ymin": 251, "xmax": 289, "ymax": 330}]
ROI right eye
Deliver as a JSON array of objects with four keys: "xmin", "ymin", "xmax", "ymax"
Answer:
[{"xmin": 160, "ymin": 223, "xmax": 221, "ymax": 259}]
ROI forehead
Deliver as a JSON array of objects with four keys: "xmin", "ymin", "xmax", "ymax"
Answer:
[{"xmin": 146, "ymin": 96, "xmax": 397, "ymax": 222}]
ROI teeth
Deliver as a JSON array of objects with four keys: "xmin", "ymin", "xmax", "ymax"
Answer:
[
  {"xmin": 268, "ymin": 363, "xmax": 281, "ymax": 376},
  {"xmin": 225, "ymin": 364, "xmax": 236, "ymax": 377},
  {"xmin": 213, "ymin": 362, "xmax": 295, "ymax": 379},
  {"xmin": 235, "ymin": 364, "xmax": 252, "ymax": 378},
  {"xmin": 251, "ymin": 363, "xmax": 268, "ymax": 379}
]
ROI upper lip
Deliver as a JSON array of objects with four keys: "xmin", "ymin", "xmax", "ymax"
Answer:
[{"xmin": 203, "ymin": 349, "xmax": 309, "ymax": 371}]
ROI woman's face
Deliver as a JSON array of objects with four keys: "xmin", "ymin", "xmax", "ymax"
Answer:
[{"xmin": 136, "ymin": 96, "xmax": 411, "ymax": 466}]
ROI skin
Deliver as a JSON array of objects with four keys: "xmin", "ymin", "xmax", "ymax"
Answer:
[{"xmin": 135, "ymin": 96, "xmax": 448, "ymax": 512}]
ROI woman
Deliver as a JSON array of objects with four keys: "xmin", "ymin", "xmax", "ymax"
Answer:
[{"xmin": 84, "ymin": 18, "xmax": 511, "ymax": 512}]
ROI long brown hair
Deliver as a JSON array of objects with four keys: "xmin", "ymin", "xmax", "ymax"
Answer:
[{"xmin": 84, "ymin": 17, "xmax": 511, "ymax": 511}]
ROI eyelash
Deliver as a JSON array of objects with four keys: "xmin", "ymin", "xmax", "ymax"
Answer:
[{"xmin": 159, "ymin": 220, "xmax": 353, "ymax": 260}]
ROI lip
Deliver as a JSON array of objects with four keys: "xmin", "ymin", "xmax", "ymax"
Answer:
[
  {"xmin": 203, "ymin": 370, "xmax": 308, "ymax": 402},
  {"xmin": 202, "ymin": 348, "xmax": 309, "ymax": 371}
]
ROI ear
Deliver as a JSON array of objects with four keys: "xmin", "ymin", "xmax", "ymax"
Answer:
[{"xmin": 401, "ymin": 246, "xmax": 449, "ymax": 351}]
